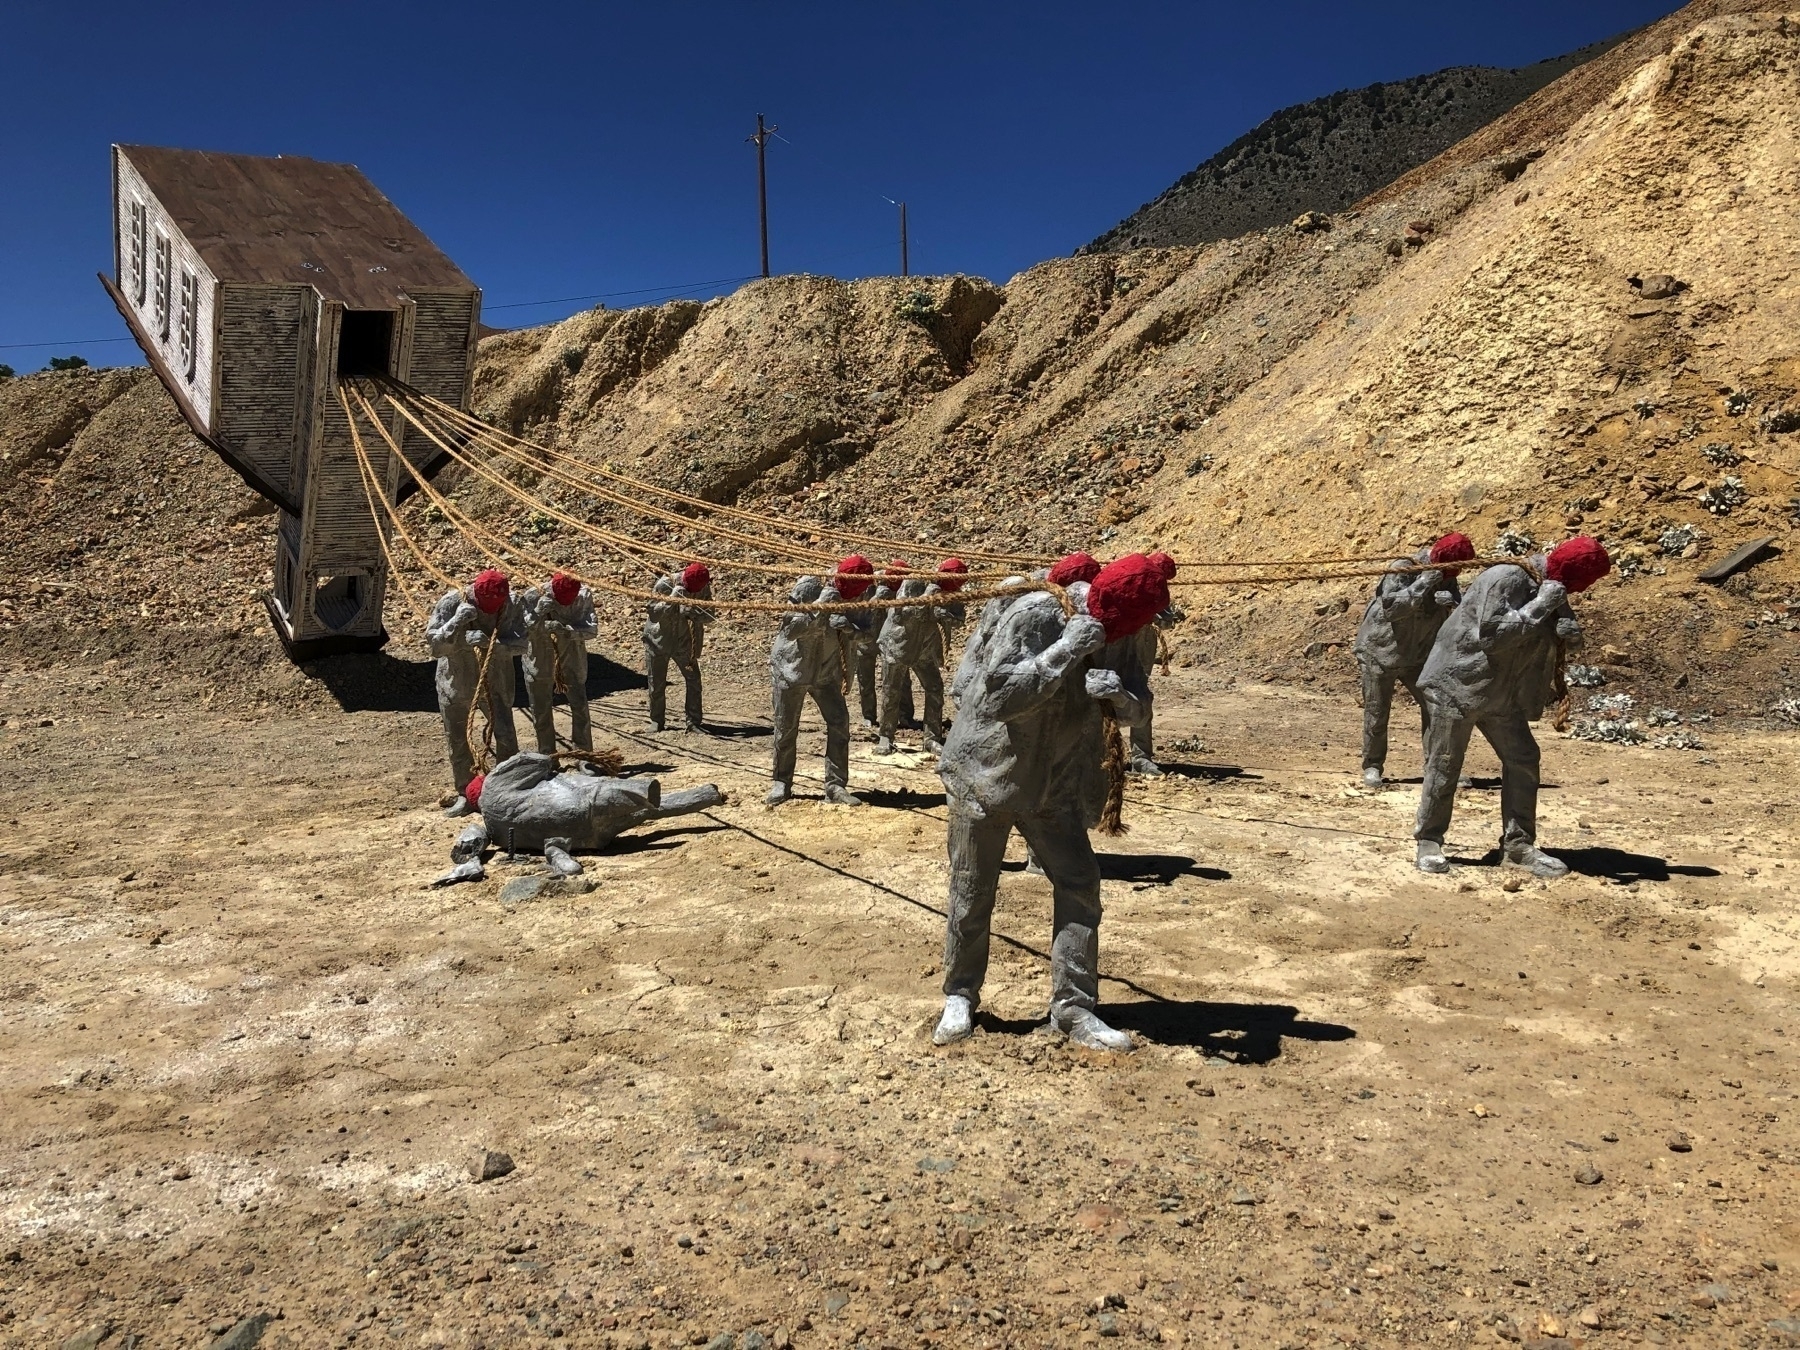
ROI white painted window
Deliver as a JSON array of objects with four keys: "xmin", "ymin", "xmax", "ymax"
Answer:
[
  {"xmin": 129, "ymin": 200, "xmax": 148, "ymax": 306},
  {"xmin": 153, "ymin": 233, "xmax": 172, "ymax": 341},
  {"xmin": 178, "ymin": 269, "xmax": 198, "ymax": 381}
]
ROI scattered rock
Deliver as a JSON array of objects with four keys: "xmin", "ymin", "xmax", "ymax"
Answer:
[
  {"xmin": 60, "ymin": 1324, "xmax": 112, "ymax": 1350},
  {"xmin": 824, "ymin": 1290, "xmax": 850, "ymax": 1317},
  {"xmin": 1293, "ymin": 211, "xmax": 1331, "ymax": 233},
  {"xmin": 1573, "ymin": 1162, "xmax": 1603, "ymax": 1185},
  {"xmin": 1097, "ymin": 1311, "xmax": 1121, "ymax": 1337},
  {"xmin": 1667, "ymin": 1131, "xmax": 1693, "ymax": 1153},
  {"xmin": 1229, "ymin": 1186, "xmax": 1257, "ymax": 1206},
  {"xmin": 1601, "ymin": 1131, "xmax": 1619, "ymax": 1143},
  {"xmin": 498, "ymin": 874, "xmax": 596, "ymax": 905},
  {"xmin": 703, "ymin": 1335, "xmax": 735, "ymax": 1350},
  {"xmin": 1630, "ymin": 273, "xmax": 1686, "ymax": 300},
  {"xmin": 470, "ymin": 1149, "xmax": 515, "ymax": 1182},
  {"xmin": 207, "ymin": 1314, "xmax": 272, "ymax": 1350},
  {"xmin": 1577, "ymin": 1306, "xmax": 1602, "ymax": 1329}
]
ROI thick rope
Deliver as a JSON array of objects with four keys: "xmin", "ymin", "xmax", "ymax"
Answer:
[
  {"xmin": 1099, "ymin": 711, "xmax": 1128, "ymax": 837},
  {"xmin": 349, "ymin": 383, "xmax": 1078, "ymax": 619}
]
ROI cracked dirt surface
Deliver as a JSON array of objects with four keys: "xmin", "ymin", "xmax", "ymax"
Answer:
[{"xmin": 2, "ymin": 641, "xmax": 1796, "ymax": 1350}]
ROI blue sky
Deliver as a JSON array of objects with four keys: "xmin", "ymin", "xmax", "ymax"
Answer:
[{"xmin": 2, "ymin": 0, "xmax": 1678, "ymax": 371}]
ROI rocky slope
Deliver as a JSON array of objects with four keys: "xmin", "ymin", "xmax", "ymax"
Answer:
[{"xmin": 1082, "ymin": 35, "xmax": 1627, "ymax": 253}]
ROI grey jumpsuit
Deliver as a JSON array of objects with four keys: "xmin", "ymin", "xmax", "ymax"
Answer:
[
  {"xmin": 522, "ymin": 584, "xmax": 598, "ymax": 754},
  {"xmin": 427, "ymin": 588, "xmax": 527, "ymax": 793},
  {"xmin": 877, "ymin": 579, "xmax": 961, "ymax": 745},
  {"xmin": 936, "ymin": 590, "xmax": 1147, "ymax": 1026},
  {"xmin": 1414, "ymin": 557, "xmax": 1575, "ymax": 856},
  {"xmin": 769, "ymin": 577, "xmax": 855, "ymax": 793},
  {"xmin": 1353, "ymin": 548, "xmax": 1461, "ymax": 776},
  {"xmin": 477, "ymin": 752, "xmax": 723, "ymax": 855},
  {"xmin": 643, "ymin": 576, "xmax": 711, "ymax": 729}
]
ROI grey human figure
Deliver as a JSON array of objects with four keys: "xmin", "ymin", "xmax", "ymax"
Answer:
[
  {"xmin": 642, "ymin": 576, "xmax": 710, "ymax": 731},
  {"xmin": 457, "ymin": 752, "xmax": 724, "ymax": 878},
  {"xmin": 522, "ymin": 578, "xmax": 598, "ymax": 754},
  {"xmin": 1117, "ymin": 605, "xmax": 1183, "ymax": 775},
  {"xmin": 1354, "ymin": 548, "xmax": 1461, "ymax": 788},
  {"xmin": 1413, "ymin": 557, "xmax": 1578, "ymax": 879},
  {"xmin": 874, "ymin": 579, "xmax": 960, "ymax": 755},
  {"xmin": 846, "ymin": 606, "xmax": 881, "ymax": 728},
  {"xmin": 427, "ymin": 583, "xmax": 527, "ymax": 814},
  {"xmin": 861, "ymin": 576, "xmax": 914, "ymax": 729},
  {"xmin": 933, "ymin": 583, "xmax": 1148, "ymax": 1053},
  {"xmin": 768, "ymin": 576, "xmax": 860, "ymax": 806}
]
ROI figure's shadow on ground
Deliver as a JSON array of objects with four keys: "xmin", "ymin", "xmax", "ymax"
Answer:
[
  {"xmin": 1160, "ymin": 763, "xmax": 1257, "ymax": 782},
  {"xmin": 697, "ymin": 721, "xmax": 772, "ymax": 740},
  {"xmin": 974, "ymin": 1002, "xmax": 1354, "ymax": 1064},
  {"xmin": 1096, "ymin": 852, "xmax": 1231, "ymax": 884},
  {"xmin": 861, "ymin": 787, "xmax": 949, "ymax": 810},
  {"xmin": 308, "ymin": 652, "xmax": 641, "ymax": 714},
  {"xmin": 1458, "ymin": 845, "xmax": 1720, "ymax": 883},
  {"xmin": 603, "ymin": 823, "xmax": 729, "ymax": 856}
]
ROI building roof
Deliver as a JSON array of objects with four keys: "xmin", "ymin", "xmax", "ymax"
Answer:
[{"xmin": 118, "ymin": 144, "xmax": 475, "ymax": 310}]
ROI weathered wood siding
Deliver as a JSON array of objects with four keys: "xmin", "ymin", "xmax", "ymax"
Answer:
[
  {"xmin": 213, "ymin": 284, "xmax": 311, "ymax": 499},
  {"xmin": 113, "ymin": 150, "xmax": 219, "ymax": 427}
]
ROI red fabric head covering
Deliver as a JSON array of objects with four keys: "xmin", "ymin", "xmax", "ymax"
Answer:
[
  {"xmin": 1147, "ymin": 551, "xmax": 1177, "ymax": 581},
  {"xmin": 1429, "ymin": 532, "xmax": 1476, "ymax": 565},
  {"xmin": 1047, "ymin": 551, "xmax": 1103, "ymax": 586},
  {"xmin": 464, "ymin": 773, "xmax": 485, "ymax": 810},
  {"xmin": 550, "ymin": 571, "xmax": 580, "ymax": 606},
  {"xmin": 470, "ymin": 569, "xmax": 510, "ymax": 615},
  {"xmin": 1546, "ymin": 536, "xmax": 1611, "ymax": 593},
  {"xmin": 680, "ymin": 562, "xmax": 711, "ymax": 593},
  {"xmin": 883, "ymin": 559, "xmax": 910, "ymax": 579},
  {"xmin": 936, "ymin": 557, "xmax": 969, "ymax": 594},
  {"xmin": 1087, "ymin": 553, "xmax": 1170, "ymax": 642},
  {"xmin": 834, "ymin": 554, "xmax": 874, "ymax": 600}
]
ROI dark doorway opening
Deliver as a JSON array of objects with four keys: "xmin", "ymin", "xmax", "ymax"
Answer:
[{"xmin": 337, "ymin": 310, "xmax": 395, "ymax": 376}]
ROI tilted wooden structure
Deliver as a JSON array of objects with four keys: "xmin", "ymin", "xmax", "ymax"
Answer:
[{"xmin": 103, "ymin": 144, "xmax": 481, "ymax": 657}]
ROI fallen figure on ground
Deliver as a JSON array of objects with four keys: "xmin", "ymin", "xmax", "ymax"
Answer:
[
  {"xmin": 434, "ymin": 753, "xmax": 725, "ymax": 883},
  {"xmin": 932, "ymin": 552, "xmax": 1159, "ymax": 1053},
  {"xmin": 1353, "ymin": 532, "xmax": 1474, "ymax": 788},
  {"xmin": 1413, "ymin": 536, "xmax": 1610, "ymax": 880}
]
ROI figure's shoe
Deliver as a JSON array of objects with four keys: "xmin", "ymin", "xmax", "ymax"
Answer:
[
  {"xmin": 859, "ymin": 716, "xmax": 878, "ymax": 731},
  {"xmin": 932, "ymin": 995, "xmax": 974, "ymax": 1046},
  {"xmin": 431, "ymin": 858, "xmax": 485, "ymax": 887},
  {"xmin": 1458, "ymin": 775, "xmax": 1474, "ymax": 788},
  {"xmin": 648, "ymin": 720, "xmax": 666, "ymax": 733},
  {"xmin": 824, "ymin": 785, "xmax": 863, "ymax": 806},
  {"xmin": 765, "ymin": 781, "xmax": 792, "ymax": 806},
  {"xmin": 1131, "ymin": 757, "xmax": 1164, "ymax": 777},
  {"xmin": 873, "ymin": 737, "xmax": 896, "ymax": 756},
  {"xmin": 685, "ymin": 720, "xmax": 705, "ymax": 733},
  {"xmin": 1024, "ymin": 855, "xmax": 1046, "ymax": 877},
  {"xmin": 1362, "ymin": 766, "xmax": 1384, "ymax": 789},
  {"xmin": 451, "ymin": 822, "xmax": 490, "ymax": 863},
  {"xmin": 444, "ymin": 795, "xmax": 475, "ymax": 819},
  {"xmin": 922, "ymin": 738, "xmax": 945, "ymax": 755},
  {"xmin": 1056, "ymin": 1009, "xmax": 1134, "ymax": 1053},
  {"xmin": 1416, "ymin": 841, "xmax": 1450, "ymax": 874},
  {"xmin": 545, "ymin": 845, "xmax": 584, "ymax": 877},
  {"xmin": 1504, "ymin": 846, "xmax": 1569, "ymax": 879}
]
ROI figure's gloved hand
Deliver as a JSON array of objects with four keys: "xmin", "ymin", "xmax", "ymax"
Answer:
[
  {"xmin": 1085, "ymin": 668, "xmax": 1125, "ymax": 701},
  {"xmin": 1433, "ymin": 590, "xmax": 1456, "ymax": 608},
  {"xmin": 1061, "ymin": 615, "xmax": 1106, "ymax": 657},
  {"xmin": 431, "ymin": 858, "xmax": 485, "ymax": 887},
  {"xmin": 1555, "ymin": 617, "xmax": 1582, "ymax": 641},
  {"xmin": 1519, "ymin": 578, "xmax": 1568, "ymax": 625}
]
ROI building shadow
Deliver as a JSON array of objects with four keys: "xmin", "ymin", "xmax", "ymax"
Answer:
[{"xmin": 305, "ymin": 652, "xmax": 437, "ymax": 713}]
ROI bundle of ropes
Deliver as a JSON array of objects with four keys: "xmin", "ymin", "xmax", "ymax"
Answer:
[{"xmin": 339, "ymin": 377, "xmax": 1538, "ymax": 822}]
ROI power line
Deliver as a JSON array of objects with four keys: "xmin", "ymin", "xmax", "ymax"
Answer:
[{"xmin": 0, "ymin": 336, "xmax": 133, "ymax": 351}]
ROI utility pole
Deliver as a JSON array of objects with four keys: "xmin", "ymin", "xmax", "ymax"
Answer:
[
  {"xmin": 899, "ymin": 201, "xmax": 909, "ymax": 277},
  {"xmin": 748, "ymin": 113, "xmax": 777, "ymax": 278}
]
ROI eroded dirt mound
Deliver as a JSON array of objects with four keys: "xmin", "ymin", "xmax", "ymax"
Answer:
[{"xmin": 1130, "ymin": 11, "xmax": 1800, "ymax": 714}]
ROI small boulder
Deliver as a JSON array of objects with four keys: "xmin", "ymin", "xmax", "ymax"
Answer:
[{"xmin": 470, "ymin": 1149, "xmax": 515, "ymax": 1183}]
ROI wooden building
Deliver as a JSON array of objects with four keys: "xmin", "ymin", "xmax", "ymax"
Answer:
[{"xmin": 103, "ymin": 145, "xmax": 481, "ymax": 656}]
